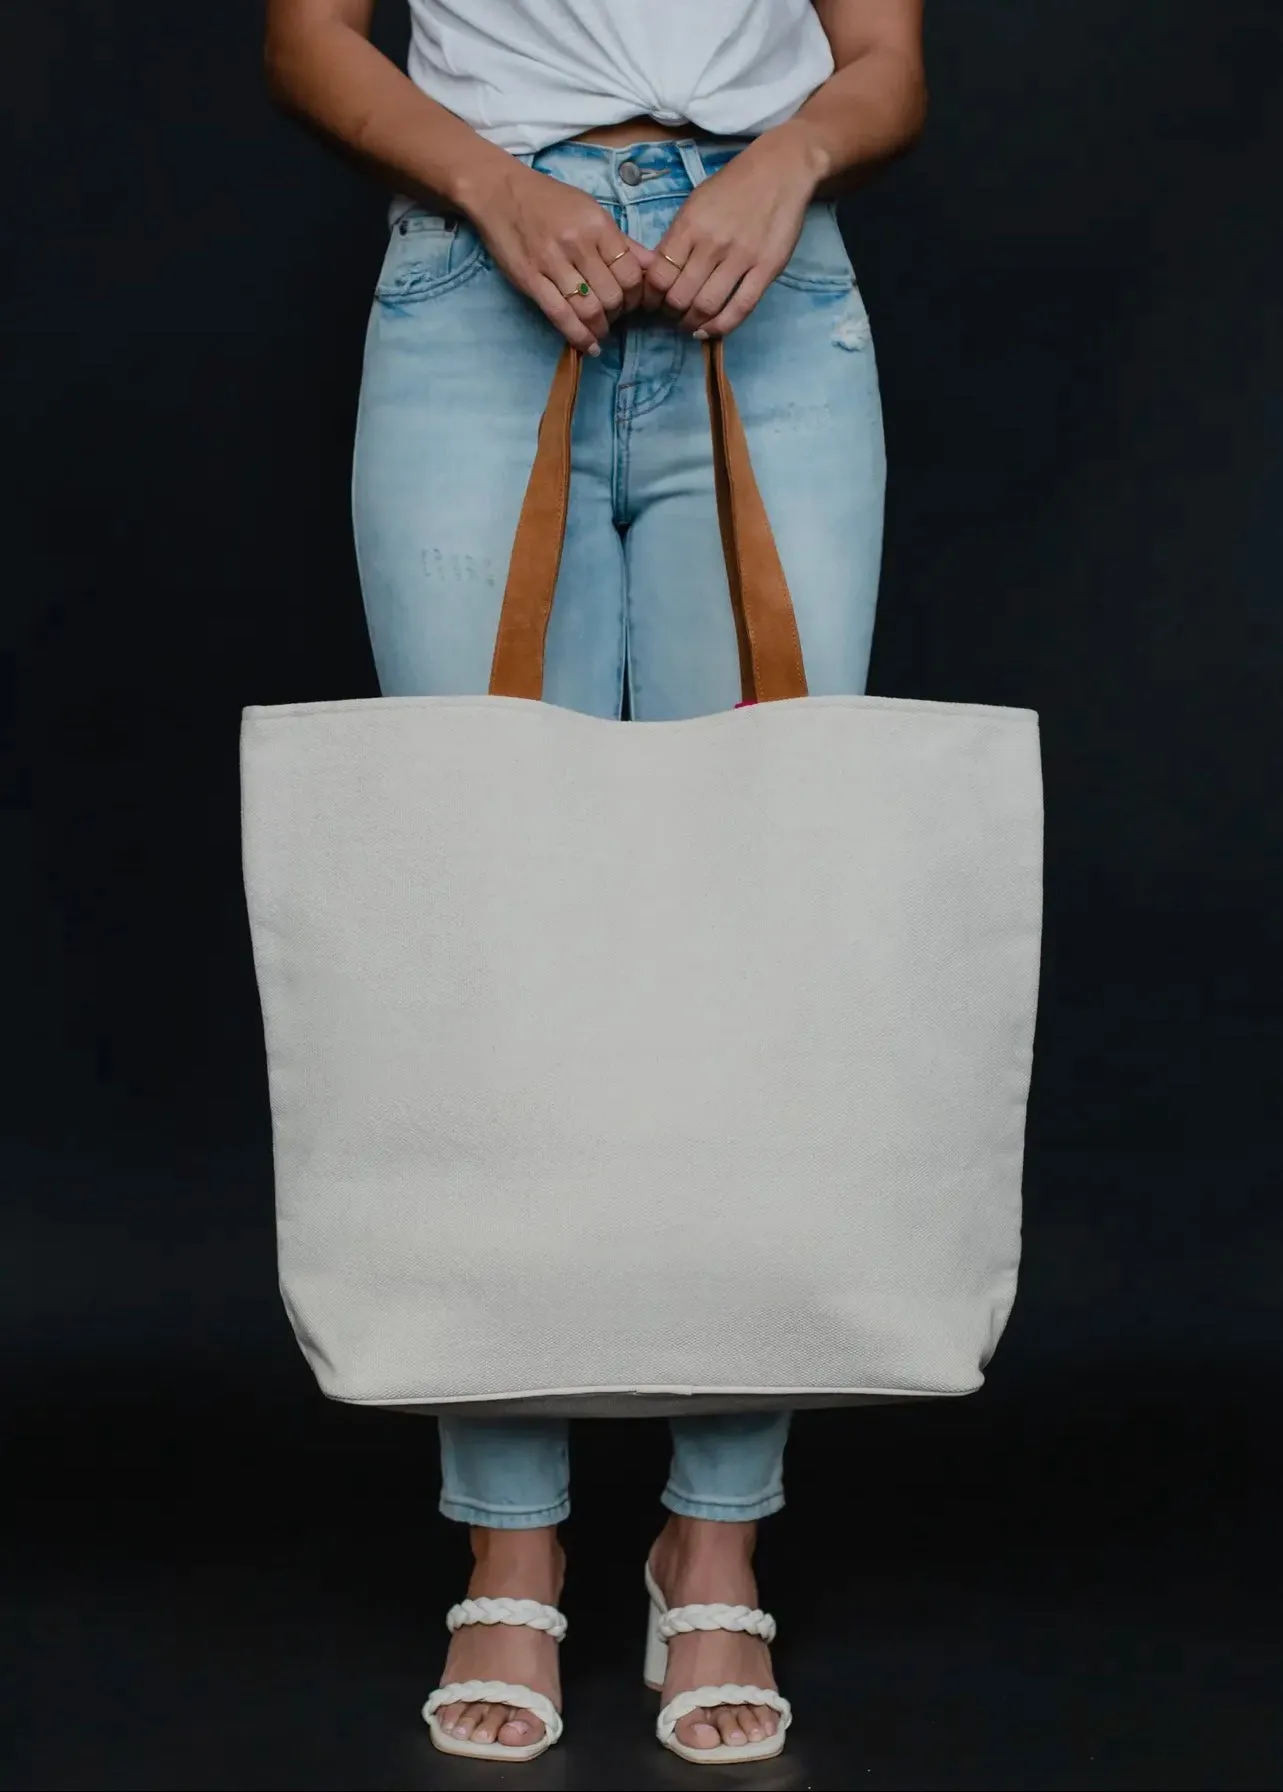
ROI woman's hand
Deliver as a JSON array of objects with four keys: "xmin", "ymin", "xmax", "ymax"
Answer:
[
  {"xmin": 642, "ymin": 125, "xmax": 827, "ymax": 339},
  {"xmin": 462, "ymin": 160, "xmax": 655, "ymax": 354},
  {"xmin": 265, "ymin": 0, "xmax": 658, "ymax": 354}
]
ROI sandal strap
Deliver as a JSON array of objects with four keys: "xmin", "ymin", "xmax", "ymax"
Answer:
[
  {"xmin": 424, "ymin": 1680, "xmax": 563, "ymax": 1745},
  {"xmin": 656, "ymin": 1684, "xmax": 792, "ymax": 1743},
  {"xmin": 658, "ymin": 1602, "xmax": 777, "ymax": 1643},
  {"xmin": 446, "ymin": 1597, "xmax": 567, "ymax": 1641}
]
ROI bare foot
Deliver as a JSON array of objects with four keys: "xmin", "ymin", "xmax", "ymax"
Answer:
[
  {"xmin": 648, "ymin": 1514, "xmax": 781, "ymax": 1752},
  {"xmin": 433, "ymin": 1526, "xmax": 564, "ymax": 1750}
]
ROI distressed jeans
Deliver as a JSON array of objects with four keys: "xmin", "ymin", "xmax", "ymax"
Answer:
[{"xmin": 352, "ymin": 136, "xmax": 886, "ymax": 1527}]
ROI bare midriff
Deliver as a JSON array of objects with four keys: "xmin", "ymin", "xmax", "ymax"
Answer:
[
  {"xmin": 572, "ymin": 115, "xmax": 741, "ymax": 149},
  {"xmin": 423, "ymin": 118, "xmax": 742, "ymax": 220}
]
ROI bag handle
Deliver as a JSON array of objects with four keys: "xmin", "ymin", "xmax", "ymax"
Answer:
[{"xmin": 488, "ymin": 340, "xmax": 809, "ymax": 705}]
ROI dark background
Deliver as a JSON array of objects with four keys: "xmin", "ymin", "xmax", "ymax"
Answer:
[{"xmin": 4, "ymin": 1, "xmax": 1282, "ymax": 1786}]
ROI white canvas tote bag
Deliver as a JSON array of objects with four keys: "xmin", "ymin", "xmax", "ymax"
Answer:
[{"xmin": 241, "ymin": 343, "xmax": 1042, "ymax": 1418}]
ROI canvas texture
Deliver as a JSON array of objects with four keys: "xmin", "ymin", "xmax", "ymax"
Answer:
[{"xmin": 240, "ymin": 344, "xmax": 1043, "ymax": 1417}]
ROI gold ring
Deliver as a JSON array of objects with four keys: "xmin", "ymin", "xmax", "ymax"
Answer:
[
  {"xmin": 606, "ymin": 248, "xmax": 630, "ymax": 266},
  {"xmin": 563, "ymin": 280, "xmax": 591, "ymax": 299},
  {"xmin": 660, "ymin": 251, "xmax": 685, "ymax": 270}
]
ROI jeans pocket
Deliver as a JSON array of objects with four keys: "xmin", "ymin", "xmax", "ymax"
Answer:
[
  {"xmin": 374, "ymin": 212, "xmax": 488, "ymax": 304},
  {"xmin": 774, "ymin": 202, "xmax": 856, "ymax": 292}
]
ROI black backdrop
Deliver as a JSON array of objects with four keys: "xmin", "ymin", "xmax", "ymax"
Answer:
[{"xmin": 4, "ymin": 3, "xmax": 1282, "ymax": 1788}]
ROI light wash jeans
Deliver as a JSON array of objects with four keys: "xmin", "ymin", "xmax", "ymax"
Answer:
[{"xmin": 352, "ymin": 137, "xmax": 885, "ymax": 1529}]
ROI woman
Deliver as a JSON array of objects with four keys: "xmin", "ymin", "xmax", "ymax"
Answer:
[{"xmin": 264, "ymin": 0, "xmax": 925, "ymax": 1765}]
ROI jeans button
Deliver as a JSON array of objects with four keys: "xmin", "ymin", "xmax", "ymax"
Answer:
[{"xmin": 618, "ymin": 160, "xmax": 643, "ymax": 187}]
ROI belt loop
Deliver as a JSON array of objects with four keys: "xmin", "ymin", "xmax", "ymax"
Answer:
[{"xmin": 676, "ymin": 140, "xmax": 710, "ymax": 189}]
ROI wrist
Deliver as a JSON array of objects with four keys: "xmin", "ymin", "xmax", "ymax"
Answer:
[
  {"xmin": 445, "ymin": 143, "xmax": 527, "ymax": 220},
  {"xmin": 757, "ymin": 117, "xmax": 833, "ymax": 193}
]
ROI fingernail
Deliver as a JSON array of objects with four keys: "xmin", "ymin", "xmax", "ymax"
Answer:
[
  {"xmin": 693, "ymin": 328, "xmax": 709, "ymax": 341},
  {"xmin": 587, "ymin": 342, "xmax": 601, "ymax": 357}
]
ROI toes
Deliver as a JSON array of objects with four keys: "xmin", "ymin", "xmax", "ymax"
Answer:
[
  {"xmin": 439, "ymin": 1698, "xmax": 546, "ymax": 1749},
  {"xmin": 674, "ymin": 1703, "xmax": 776, "ymax": 1750},
  {"xmin": 451, "ymin": 1701, "xmax": 491, "ymax": 1741},
  {"xmin": 715, "ymin": 1706, "xmax": 747, "ymax": 1746},
  {"xmin": 497, "ymin": 1708, "xmax": 544, "ymax": 1748},
  {"xmin": 468, "ymin": 1702, "xmax": 503, "ymax": 1744},
  {"xmin": 675, "ymin": 1710, "xmax": 723, "ymax": 1750},
  {"xmin": 732, "ymin": 1703, "xmax": 762, "ymax": 1741}
]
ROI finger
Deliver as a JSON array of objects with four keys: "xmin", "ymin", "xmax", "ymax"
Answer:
[
  {"xmin": 589, "ymin": 210, "xmax": 649, "ymax": 262},
  {"xmin": 593, "ymin": 217, "xmax": 654, "ymax": 270},
  {"xmin": 545, "ymin": 257, "xmax": 610, "ymax": 340},
  {"xmin": 641, "ymin": 244, "xmax": 686, "ymax": 311},
  {"xmin": 543, "ymin": 250, "xmax": 611, "ymax": 326},
  {"xmin": 589, "ymin": 218, "xmax": 653, "ymax": 311},
  {"xmin": 577, "ymin": 246, "xmax": 626, "ymax": 318},
  {"xmin": 677, "ymin": 254, "xmax": 750, "ymax": 335},
  {"xmin": 530, "ymin": 275, "xmax": 603, "ymax": 354},
  {"xmin": 695, "ymin": 263, "xmax": 775, "ymax": 339},
  {"xmin": 658, "ymin": 242, "xmax": 723, "ymax": 318},
  {"xmin": 602, "ymin": 246, "xmax": 648, "ymax": 312}
]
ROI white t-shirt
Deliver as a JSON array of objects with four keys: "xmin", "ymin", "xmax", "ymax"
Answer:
[{"xmin": 405, "ymin": 0, "xmax": 835, "ymax": 156}]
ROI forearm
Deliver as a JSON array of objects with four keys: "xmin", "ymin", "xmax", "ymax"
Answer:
[
  {"xmin": 790, "ymin": 50, "xmax": 926, "ymax": 198},
  {"xmin": 762, "ymin": 0, "xmax": 927, "ymax": 199},
  {"xmin": 264, "ymin": 9, "xmax": 515, "ymax": 216}
]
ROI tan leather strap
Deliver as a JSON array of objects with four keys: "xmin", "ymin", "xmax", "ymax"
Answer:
[
  {"xmin": 488, "ymin": 347, "xmax": 582, "ymax": 703},
  {"xmin": 705, "ymin": 341, "xmax": 756, "ymax": 703},
  {"xmin": 488, "ymin": 340, "xmax": 808, "ymax": 704}
]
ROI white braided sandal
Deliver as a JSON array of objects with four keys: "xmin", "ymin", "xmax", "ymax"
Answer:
[
  {"xmin": 421, "ymin": 1596, "xmax": 565, "ymax": 1762},
  {"xmin": 644, "ymin": 1560, "xmax": 792, "ymax": 1765}
]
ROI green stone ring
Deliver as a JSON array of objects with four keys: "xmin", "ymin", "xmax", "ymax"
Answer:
[{"xmin": 564, "ymin": 280, "xmax": 591, "ymax": 299}]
